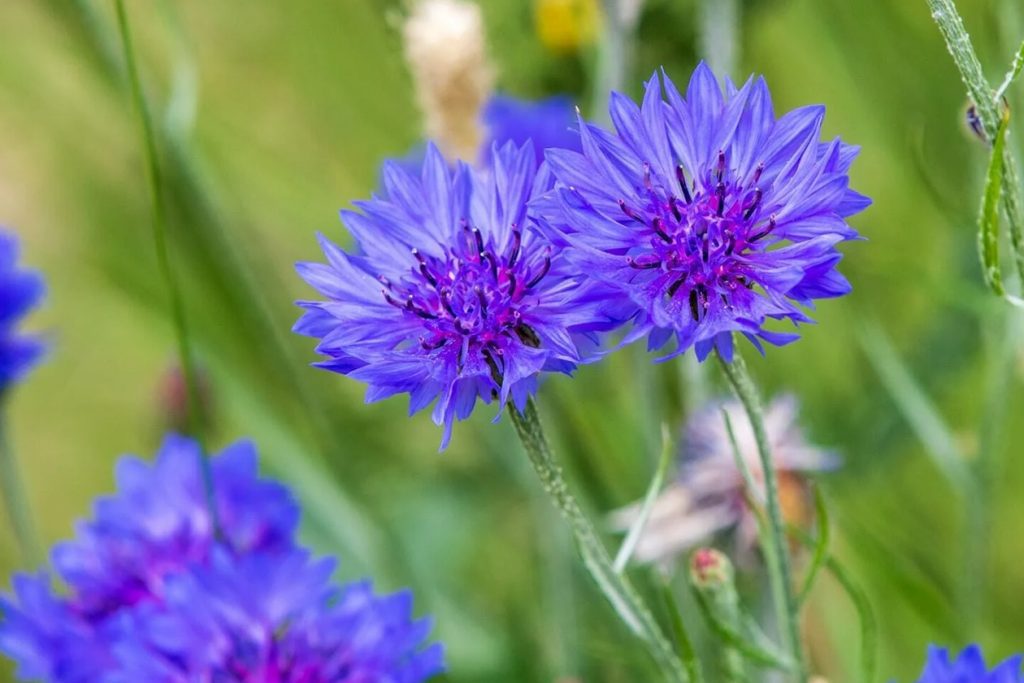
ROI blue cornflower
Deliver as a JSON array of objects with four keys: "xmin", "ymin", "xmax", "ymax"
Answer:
[
  {"xmin": 0, "ymin": 435, "xmax": 443, "ymax": 682},
  {"xmin": 295, "ymin": 142, "xmax": 609, "ymax": 448},
  {"xmin": 0, "ymin": 435, "xmax": 298, "ymax": 681},
  {"xmin": 0, "ymin": 231, "xmax": 46, "ymax": 390},
  {"xmin": 482, "ymin": 94, "xmax": 581, "ymax": 166},
  {"xmin": 540, "ymin": 63, "xmax": 870, "ymax": 361},
  {"xmin": 106, "ymin": 548, "xmax": 443, "ymax": 682},
  {"xmin": 914, "ymin": 645, "xmax": 1022, "ymax": 683}
]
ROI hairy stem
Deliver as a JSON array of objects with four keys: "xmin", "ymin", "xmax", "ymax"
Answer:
[
  {"xmin": 716, "ymin": 352, "xmax": 806, "ymax": 682},
  {"xmin": 927, "ymin": 0, "xmax": 1024, "ymax": 285},
  {"xmin": 508, "ymin": 399, "xmax": 689, "ymax": 683}
]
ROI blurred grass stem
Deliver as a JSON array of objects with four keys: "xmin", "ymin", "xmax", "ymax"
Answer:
[
  {"xmin": 0, "ymin": 407, "xmax": 41, "ymax": 566},
  {"xmin": 508, "ymin": 399, "xmax": 690, "ymax": 682},
  {"xmin": 698, "ymin": 0, "xmax": 740, "ymax": 77},
  {"xmin": 716, "ymin": 351, "xmax": 806, "ymax": 683},
  {"xmin": 114, "ymin": 0, "xmax": 220, "ymax": 533}
]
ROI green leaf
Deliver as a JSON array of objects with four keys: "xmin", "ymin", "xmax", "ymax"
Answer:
[
  {"xmin": 614, "ymin": 423, "xmax": 675, "ymax": 573},
  {"xmin": 797, "ymin": 484, "xmax": 831, "ymax": 605},
  {"xmin": 691, "ymin": 588, "xmax": 794, "ymax": 671},
  {"xmin": 790, "ymin": 527, "xmax": 878, "ymax": 683},
  {"xmin": 978, "ymin": 106, "xmax": 1010, "ymax": 296}
]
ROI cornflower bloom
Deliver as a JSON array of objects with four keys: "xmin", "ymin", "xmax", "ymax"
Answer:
[
  {"xmin": 295, "ymin": 143, "xmax": 609, "ymax": 448},
  {"xmin": 541, "ymin": 63, "xmax": 869, "ymax": 361},
  {"xmin": 482, "ymin": 94, "xmax": 582, "ymax": 167},
  {"xmin": 0, "ymin": 435, "xmax": 443, "ymax": 682},
  {"xmin": 0, "ymin": 231, "xmax": 46, "ymax": 391},
  {"xmin": 611, "ymin": 395, "xmax": 835, "ymax": 565},
  {"xmin": 913, "ymin": 645, "xmax": 1022, "ymax": 683},
  {"xmin": 106, "ymin": 549, "xmax": 443, "ymax": 682}
]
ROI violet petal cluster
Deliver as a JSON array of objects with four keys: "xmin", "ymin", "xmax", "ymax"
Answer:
[
  {"xmin": 0, "ymin": 231, "xmax": 46, "ymax": 391},
  {"xmin": 915, "ymin": 645, "xmax": 1022, "ymax": 683},
  {"xmin": 540, "ymin": 63, "xmax": 869, "ymax": 361},
  {"xmin": 0, "ymin": 435, "xmax": 443, "ymax": 682},
  {"xmin": 296, "ymin": 142, "xmax": 610, "ymax": 448}
]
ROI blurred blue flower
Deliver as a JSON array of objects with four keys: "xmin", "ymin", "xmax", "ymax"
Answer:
[
  {"xmin": 539, "ymin": 63, "xmax": 870, "ymax": 362},
  {"xmin": 295, "ymin": 142, "xmax": 610, "ymax": 448},
  {"xmin": 482, "ymin": 94, "xmax": 581, "ymax": 166},
  {"xmin": 0, "ymin": 230, "xmax": 46, "ymax": 391},
  {"xmin": 106, "ymin": 548, "xmax": 443, "ymax": 682},
  {"xmin": 915, "ymin": 645, "xmax": 1022, "ymax": 683},
  {"xmin": 0, "ymin": 435, "xmax": 443, "ymax": 682}
]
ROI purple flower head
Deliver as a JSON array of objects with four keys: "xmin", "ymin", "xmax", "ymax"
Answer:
[
  {"xmin": 482, "ymin": 94, "xmax": 582, "ymax": 167},
  {"xmin": 0, "ymin": 435, "xmax": 300, "ymax": 681},
  {"xmin": 914, "ymin": 645, "xmax": 1023, "ymax": 683},
  {"xmin": 541, "ymin": 64, "xmax": 869, "ymax": 362},
  {"xmin": 0, "ymin": 230, "xmax": 46, "ymax": 390},
  {"xmin": 106, "ymin": 548, "xmax": 444, "ymax": 682},
  {"xmin": 295, "ymin": 142, "xmax": 609, "ymax": 448}
]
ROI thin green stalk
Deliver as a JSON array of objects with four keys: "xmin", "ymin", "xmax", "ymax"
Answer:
[
  {"xmin": 716, "ymin": 351, "xmax": 806, "ymax": 682},
  {"xmin": 592, "ymin": 0, "xmax": 643, "ymax": 121},
  {"xmin": 0, "ymin": 406, "xmax": 41, "ymax": 566},
  {"xmin": 114, "ymin": 0, "xmax": 219, "ymax": 532},
  {"xmin": 508, "ymin": 399, "xmax": 689, "ymax": 683},
  {"xmin": 927, "ymin": 0, "xmax": 1024, "ymax": 285},
  {"xmin": 698, "ymin": 0, "xmax": 740, "ymax": 77}
]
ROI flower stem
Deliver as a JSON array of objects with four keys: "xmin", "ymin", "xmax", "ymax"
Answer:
[
  {"xmin": 0, "ymin": 403, "xmax": 41, "ymax": 567},
  {"xmin": 716, "ymin": 351, "xmax": 806, "ymax": 682},
  {"xmin": 114, "ymin": 0, "xmax": 220, "ymax": 534},
  {"xmin": 508, "ymin": 399, "xmax": 690, "ymax": 683}
]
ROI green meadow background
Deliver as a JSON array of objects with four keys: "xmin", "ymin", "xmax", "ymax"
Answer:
[{"xmin": 1, "ymin": 0, "xmax": 1022, "ymax": 680}]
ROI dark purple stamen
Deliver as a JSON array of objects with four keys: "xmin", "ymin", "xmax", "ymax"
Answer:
[
  {"xmin": 743, "ymin": 188, "xmax": 762, "ymax": 220},
  {"xmin": 751, "ymin": 162, "xmax": 764, "ymax": 184},
  {"xmin": 716, "ymin": 150, "xmax": 726, "ymax": 182},
  {"xmin": 676, "ymin": 165, "xmax": 693, "ymax": 203},
  {"xmin": 420, "ymin": 337, "xmax": 448, "ymax": 351},
  {"xmin": 688, "ymin": 289, "xmax": 700, "ymax": 321},
  {"xmin": 669, "ymin": 196, "xmax": 682, "ymax": 222},
  {"xmin": 627, "ymin": 254, "xmax": 662, "ymax": 269},
  {"xmin": 715, "ymin": 182, "xmax": 726, "ymax": 217},
  {"xmin": 667, "ymin": 276, "xmax": 686, "ymax": 297},
  {"xmin": 508, "ymin": 228, "xmax": 522, "ymax": 267},
  {"xmin": 651, "ymin": 216, "xmax": 672, "ymax": 243},
  {"xmin": 525, "ymin": 255, "xmax": 552, "ymax": 289},
  {"xmin": 619, "ymin": 199, "xmax": 646, "ymax": 224},
  {"xmin": 749, "ymin": 215, "xmax": 776, "ymax": 242}
]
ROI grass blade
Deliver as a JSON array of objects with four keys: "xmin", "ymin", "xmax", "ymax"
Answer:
[
  {"xmin": 614, "ymin": 423, "xmax": 675, "ymax": 573},
  {"xmin": 858, "ymin": 321, "xmax": 970, "ymax": 490},
  {"xmin": 797, "ymin": 485, "xmax": 831, "ymax": 605}
]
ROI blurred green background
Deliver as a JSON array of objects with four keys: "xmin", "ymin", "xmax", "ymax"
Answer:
[{"xmin": 1, "ymin": 0, "xmax": 1023, "ymax": 680}]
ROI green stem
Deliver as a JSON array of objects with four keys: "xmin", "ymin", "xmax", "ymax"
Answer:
[
  {"xmin": 114, "ymin": 0, "xmax": 219, "ymax": 533},
  {"xmin": 716, "ymin": 351, "xmax": 806, "ymax": 682},
  {"xmin": 927, "ymin": 0, "xmax": 1024, "ymax": 285},
  {"xmin": 508, "ymin": 399, "xmax": 689, "ymax": 683},
  {"xmin": 0, "ymin": 405, "xmax": 41, "ymax": 566}
]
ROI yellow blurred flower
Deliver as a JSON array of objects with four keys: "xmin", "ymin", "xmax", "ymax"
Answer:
[{"xmin": 534, "ymin": 0, "xmax": 602, "ymax": 53}]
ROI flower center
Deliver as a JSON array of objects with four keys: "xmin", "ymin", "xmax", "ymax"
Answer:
[
  {"xmin": 379, "ymin": 221, "xmax": 549, "ymax": 368},
  {"xmin": 620, "ymin": 152, "xmax": 773, "ymax": 322}
]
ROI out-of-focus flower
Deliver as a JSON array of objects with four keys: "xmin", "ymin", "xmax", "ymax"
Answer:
[
  {"xmin": 540, "ymin": 63, "xmax": 869, "ymax": 362},
  {"xmin": 534, "ymin": 0, "xmax": 601, "ymax": 52},
  {"xmin": 483, "ymin": 94, "xmax": 582, "ymax": 167},
  {"xmin": 611, "ymin": 395, "xmax": 835, "ymax": 565},
  {"xmin": 0, "ymin": 435, "xmax": 444, "ymax": 682},
  {"xmin": 106, "ymin": 549, "xmax": 444, "ymax": 682},
  {"xmin": 295, "ymin": 143, "xmax": 611, "ymax": 449},
  {"xmin": 913, "ymin": 645, "xmax": 1022, "ymax": 683},
  {"xmin": 403, "ymin": 0, "xmax": 494, "ymax": 161},
  {"xmin": 0, "ymin": 230, "xmax": 46, "ymax": 391},
  {"xmin": 156, "ymin": 362, "xmax": 216, "ymax": 436}
]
